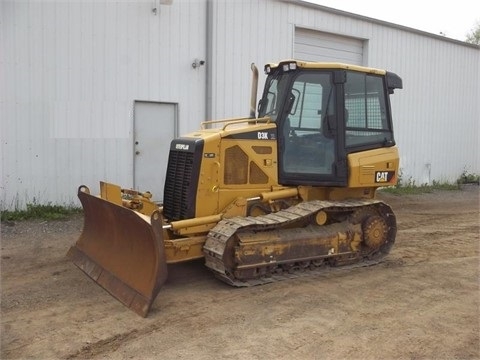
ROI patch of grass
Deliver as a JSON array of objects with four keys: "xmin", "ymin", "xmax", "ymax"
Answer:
[
  {"xmin": 1, "ymin": 203, "xmax": 82, "ymax": 222},
  {"xmin": 381, "ymin": 174, "xmax": 460, "ymax": 195},
  {"xmin": 381, "ymin": 184, "xmax": 459, "ymax": 195}
]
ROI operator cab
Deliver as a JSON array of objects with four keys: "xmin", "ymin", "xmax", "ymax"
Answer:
[{"xmin": 257, "ymin": 60, "xmax": 402, "ymax": 187}]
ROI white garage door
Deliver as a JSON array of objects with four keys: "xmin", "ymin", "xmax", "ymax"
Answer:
[{"xmin": 294, "ymin": 27, "xmax": 364, "ymax": 65}]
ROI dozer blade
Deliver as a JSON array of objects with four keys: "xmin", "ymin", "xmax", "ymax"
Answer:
[{"xmin": 67, "ymin": 186, "xmax": 168, "ymax": 317}]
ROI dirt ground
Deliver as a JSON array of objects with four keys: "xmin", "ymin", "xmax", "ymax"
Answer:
[{"xmin": 1, "ymin": 186, "xmax": 479, "ymax": 360}]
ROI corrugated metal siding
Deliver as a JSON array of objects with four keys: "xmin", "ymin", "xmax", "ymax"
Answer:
[
  {"xmin": 2, "ymin": 0, "xmax": 479, "ymax": 210},
  {"xmin": 366, "ymin": 29, "xmax": 480, "ymax": 184},
  {"xmin": 208, "ymin": 0, "xmax": 293, "ymax": 120},
  {"xmin": 1, "ymin": 0, "xmax": 207, "ymax": 209},
  {"xmin": 209, "ymin": 0, "xmax": 479, "ymax": 185}
]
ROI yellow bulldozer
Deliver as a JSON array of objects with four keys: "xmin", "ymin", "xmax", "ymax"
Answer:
[{"xmin": 67, "ymin": 60, "xmax": 403, "ymax": 317}]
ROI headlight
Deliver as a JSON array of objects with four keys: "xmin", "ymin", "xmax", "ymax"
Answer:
[{"xmin": 282, "ymin": 62, "xmax": 297, "ymax": 72}]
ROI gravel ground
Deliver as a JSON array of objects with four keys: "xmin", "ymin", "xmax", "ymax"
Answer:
[{"xmin": 1, "ymin": 187, "xmax": 479, "ymax": 359}]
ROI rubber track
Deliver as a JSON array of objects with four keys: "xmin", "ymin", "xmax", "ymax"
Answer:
[{"xmin": 203, "ymin": 199, "xmax": 394, "ymax": 287}]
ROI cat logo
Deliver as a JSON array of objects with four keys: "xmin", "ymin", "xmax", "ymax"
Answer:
[
  {"xmin": 375, "ymin": 171, "xmax": 395, "ymax": 183},
  {"xmin": 257, "ymin": 132, "xmax": 269, "ymax": 140}
]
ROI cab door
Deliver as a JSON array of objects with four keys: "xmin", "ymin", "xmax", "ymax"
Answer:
[{"xmin": 278, "ymin": 70, "xmax": 348, "ymax": 187}]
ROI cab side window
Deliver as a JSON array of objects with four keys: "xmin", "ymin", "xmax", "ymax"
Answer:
[{"xmin": 345, "ymin": 72, "xmax": 393, "ymax": 148}]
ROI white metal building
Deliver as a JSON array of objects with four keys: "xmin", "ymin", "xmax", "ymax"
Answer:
[{"xmin": 1, "ymin": 0, "xmax": 479, "ymax": 209}]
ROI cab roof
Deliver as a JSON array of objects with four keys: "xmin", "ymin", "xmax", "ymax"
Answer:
[{"xmin": 265, "ymin": 59, "xmax": 387, "ymax": 75}]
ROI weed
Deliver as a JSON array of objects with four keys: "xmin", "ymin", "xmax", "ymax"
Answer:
[
  {"xmin": 457, "ymin": 170, "xmax": 480, "ymax": 185},
  {"xmin": 1, "ymin": 203, "xmax": 82, "ymax": 222}
]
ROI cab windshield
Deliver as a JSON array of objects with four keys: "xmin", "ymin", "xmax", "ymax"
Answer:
[
  {"xmin": 259, "ymin": 68, "xmax": 337, "ymax": 178},
  {"xmin": 257, "ymin": 73, "xmax": 291, "ymax": 121},
  {"xmin": 258, "ymin": 70, "xmax": 335, "ymax": 127}
]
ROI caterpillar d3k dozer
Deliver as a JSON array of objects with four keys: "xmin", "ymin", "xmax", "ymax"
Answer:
[{"xmin": 68, "ymin": 60, "xmax": 403, "ymax": 317}]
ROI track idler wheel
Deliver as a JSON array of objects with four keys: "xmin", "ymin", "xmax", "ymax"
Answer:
[{"xmin": 362, "ymin": 215, "xmax": 388, "ymax": 249}]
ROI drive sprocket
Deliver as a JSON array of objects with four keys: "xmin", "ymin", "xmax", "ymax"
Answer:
[{"xmin": 363, "ymin": 215, "xmax": 389, "ymax": 249}]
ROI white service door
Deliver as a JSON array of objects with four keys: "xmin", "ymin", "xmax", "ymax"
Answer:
[{"xmin": 134, "ymin": 101, "xmax": 176, "ymax": 202}]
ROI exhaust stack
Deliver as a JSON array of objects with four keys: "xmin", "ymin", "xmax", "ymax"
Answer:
[{"xmin": 249, "ymin": 63, "xmax": 259, "ymax": 118}]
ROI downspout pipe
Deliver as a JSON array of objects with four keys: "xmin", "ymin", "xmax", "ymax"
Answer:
[{"xmin": 205, "ymin": 0, "xmax": 213, "ymax": 125}]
